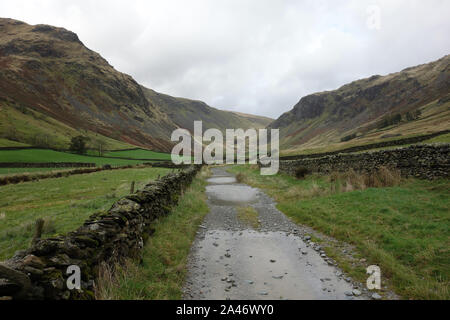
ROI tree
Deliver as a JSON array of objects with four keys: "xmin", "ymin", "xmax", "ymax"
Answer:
[
  {"xmin": 69, "ymin": 136, "xmax": 89, "ymax": 154},
  {"xmin": 392, "ymin": 113, "xmax": 402, "ymax": 124},
  {"xmin": 93, "ymin": 138, "xmax": 107, "ymax": 156},
  {"xmin": 414, "ymin": 109, "xmax": 422, "ymax": 119},
  {"xmin": 405, "ymin": 110, "xmax": 421, "ymax": 122},
  {"xmin": 405, "ymin": 112, "xmax": 414, "ymax": 122},
  {"xmin": 341, "ymin": 133, "xmax": 357, "ymax": 142}
]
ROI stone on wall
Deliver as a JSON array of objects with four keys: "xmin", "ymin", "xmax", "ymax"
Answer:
[{"xmin": 274, "ymin": 144, "xmax": 449, "ymax": 180}]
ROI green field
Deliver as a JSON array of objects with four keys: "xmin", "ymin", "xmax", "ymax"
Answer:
[
  {"xmin": 102, "ymin": 148, "xmax": 173, "ymax": 160},
  {"xmin": 228, "ymin": 165, "xmax": 450, "ymax": 300},
  {"xmin": 424, "ymin": 133, "xmax": 450, "ymax": 144},
  {"xmin": 96, "ymin": 167, "xmax": 210, "ymax": 300},
  {"xmin": 0, "ymin": 149, "xmax": 145, "ymax": 167},
  {"xmin": 0, "ymin": 166, "xmax": 171, "ymax": 260},
  {"xmin": 102, "ymin": 148, "xmax": 191, "ymax": 162}
]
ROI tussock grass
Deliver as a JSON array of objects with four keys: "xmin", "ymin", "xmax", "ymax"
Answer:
[
  {"xmin": 235, "ymin": 172, "xmax": 246, "ymax": 183},
  {"xmin": 228, "ymin": 165, "xmax": 450, "ymax": 300},
  {"xmin": 329, "ymin": 167, "xmax": 402, "ymax": 193},
  {"xmin": 95, "ymin": 168, "xmax": 210, "ymax": 300},
  {"xmin": 236, "ymin": 206, "xmax": 260, "ymax": 229}
]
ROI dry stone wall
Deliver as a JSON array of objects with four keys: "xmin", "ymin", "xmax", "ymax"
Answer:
[
  {"xmin": 276, "ymin": 144, "xmax": 449, "ymax": 180},
  {"xmin": 0, "ymin": 165, "xmax": 201, "ymax": 300},
  {"xmin": 0, "ymin": 162, "xmax": 96, "ymax": 168}
]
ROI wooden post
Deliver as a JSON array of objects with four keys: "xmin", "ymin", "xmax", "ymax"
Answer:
[
  {"xmin": 130, "ymin": 181, "xmax": 135, "ymax": 194},
  {"xmin": 31, "ymin": 218, "xmax": 44, "ymax": 246}
]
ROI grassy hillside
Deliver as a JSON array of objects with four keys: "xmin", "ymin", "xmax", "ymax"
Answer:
[
  {"xmin": 229, "ymin": 165, "xmax": 449, "ymax": 300},
  {"xmin": 0, "ymin": 104, "xmax": 135, "ymax": 150},
  {"xmin": 281, "ymin": 99, "xmax": 450, "ymax": 156},
  {"xmin": 270, "ymin": 55, "xmax": 450, "ymax": 155},
  {"xmin": 143, "ymin": 87, "xmax": 273, "ymax": 133},
  {"xmin": 0, "ymin": 18, "xmax": 176, "ymax": 151},
  {"xmin": 0, "ymin": 167, "xmax": 171, "ymax": 260},
  {"xmin": 0, "ymin": 18, "xmax": 274, "ymax": 153},
  {"xmin": 230, "ymin": 111, "xmax": 273, "ymax": 128}
]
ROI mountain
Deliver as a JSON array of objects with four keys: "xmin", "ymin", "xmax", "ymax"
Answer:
[
  {"xmin": 229, "ymin": 112, "xmax": 273, "ymax": 129},
  {"xmin": 270, "ymin": 55, "xmax": 450, "ymax": 154},
  {"xmin": 0, "ymin": 18, "xmax": 272, "ymax": 152},
  {"xmin": 142, "ymin": 88, "xmax": 272, "ymax": 133}
]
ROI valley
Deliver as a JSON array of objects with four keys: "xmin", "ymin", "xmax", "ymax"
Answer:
[{"xmin": 0, "ymin": 15, "xmax": 448, "ymax": 303}]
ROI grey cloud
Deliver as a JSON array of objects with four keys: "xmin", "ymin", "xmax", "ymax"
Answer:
[{"xmin": 1, "ymin": 0, "xmax": 449, "ymax": 118}]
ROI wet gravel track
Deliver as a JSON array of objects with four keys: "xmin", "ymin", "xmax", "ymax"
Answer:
[{"xmin": 183, "ymin": 167, "xmax": 369, "ymax": 300}]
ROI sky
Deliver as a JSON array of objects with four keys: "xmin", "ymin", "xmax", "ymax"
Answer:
[{"xmin": 1, "ymin": 0, "xmax": 449, "ymax": 118}]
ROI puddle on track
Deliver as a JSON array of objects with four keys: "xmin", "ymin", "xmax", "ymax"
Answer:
[
  {"xmin": 207, "ymin": 177, "xmax": 237, "ymax": 184},
  {"xmin": 206, "ymin": 184, "xmax": 259, "ymax": 206}
]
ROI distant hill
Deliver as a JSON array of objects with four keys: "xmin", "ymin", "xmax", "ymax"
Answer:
[
  {"xmin": 0, "ymin": 18, "xmax": 271, "ymax": 152},
  {"xmin": 229, "ymin": 111, "xmax": 273, "ymax": 129},
  {"xmin": 269, "ymin": 55, "xmax": 450, "ymax": 155},
  {"xmin": 142, "ymin": 88, "xmax": 273, "ymax": 134}
]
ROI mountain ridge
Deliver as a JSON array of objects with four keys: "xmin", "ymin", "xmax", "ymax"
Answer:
[
  {"xmin": 0, "ymin": 18, "xmax": 272, "ymax": 152},
  {"xmin": 269, "ymin": 54, "xmax": 450, "ymax": 154}
]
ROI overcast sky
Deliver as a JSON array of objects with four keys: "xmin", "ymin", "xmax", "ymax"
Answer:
[{"xmin": 1, "ymin": 0, "xmax": 449, "ymax": 118}]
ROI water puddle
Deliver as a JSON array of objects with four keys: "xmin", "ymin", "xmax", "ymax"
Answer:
[
  {"xmin": 207, "ymin": 177, "xmax": 237, "ymax": 184},
  {"xmin": 206, "ymin": 185, "xmax": 258, "ymax": 206}
]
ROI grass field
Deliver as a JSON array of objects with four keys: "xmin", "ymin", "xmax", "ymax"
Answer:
[
  {"xmin": 101, "ymin": 148, "xmax": 173, "ymax": 160},
  {"xmin": 96, "ymin": 168, "xmax": 210, "ymax": 300},
  {"xmin": 0, "ymin": 149, "xmax": 145, "ymax": 167},
  {"xmin": 0, "ymin": 167, "xmax": 171, "ymax": 260},
  {"xmin": 228, "ymin": 165, "xmax": 450, "ymax": 300},
  {"xmin": 424, "ymin": 133, "xmax": 450, "ymax": 144}
]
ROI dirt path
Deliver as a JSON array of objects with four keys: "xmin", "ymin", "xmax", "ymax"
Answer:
[{"xmin": 183, "ymin": 167, "xmax": 369, "ymax": 300}]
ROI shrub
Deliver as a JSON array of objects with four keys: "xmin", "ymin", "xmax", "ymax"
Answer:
[
  {"xmin": 69, "ymin": 135, "xmax": 90, "ymax": 154},
  {"xmin": 341, "ymin": 133, "xmax": 357, "ymax": 142},
  {"xmin": 378, "ymin": 113, "xmax": 403, "ymax": 128}
]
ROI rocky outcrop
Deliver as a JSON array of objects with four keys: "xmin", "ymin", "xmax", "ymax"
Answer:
[
  {"xmin": 270, "ymin": 55, "xmax": 450, "ymax": 149},
  {"xmin": 0, "ymin": 165, "xmax": 201, "ymax": 300},
  {"xmin": 274, "ymin": 145, "xmax": 449, "ymax": 180}
]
